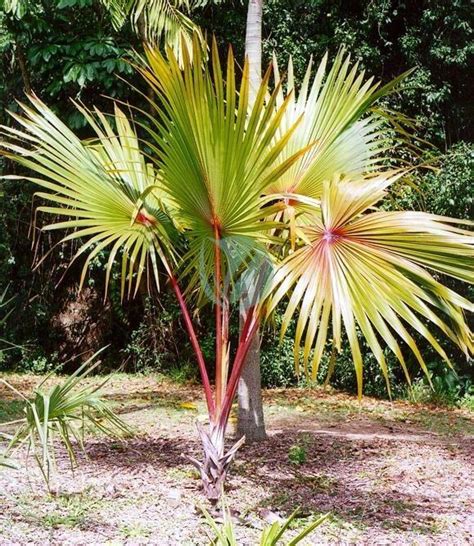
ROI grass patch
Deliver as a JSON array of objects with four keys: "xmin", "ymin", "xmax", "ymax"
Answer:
[
  {"xmin": 166, "ymin": 467, "xmax": 200, "ymax": 481},
  {"xmin": 120, "ymin": 523, "xmax": 152, "ymax": 538},
  {"xmin": 17, "ymin": 489, "xmax": 104, "ymax": 530},
  {"xmin": 0, "ymin": 399, "xmax": 24, "ymax": 423},
  {"xmin": 296, "ymin": 473, "xmax": 338, "ymax": 493},
  {"xmin": 394, "ymin": 409, "xmax": 474, "ymax": 436},
  {"xmin": 324, "ymin": 512, "xmax": 367, "ymax": 534}
]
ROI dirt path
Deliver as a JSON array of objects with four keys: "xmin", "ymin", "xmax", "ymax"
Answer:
[{"xmin": 0, "ymin": 375, "xmax": 473, "ymax": 545}]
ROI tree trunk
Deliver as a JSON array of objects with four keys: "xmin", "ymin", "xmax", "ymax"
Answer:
[
  {"xmin": 187, "ymin": 423, "xmax": 245, "ymax": 503},
  {"xmin": 236, "ymin": 0, "xmax": 266, "ymax": 444},
  {"xmin": 244, "ymin": 0, "xmax": 263, "ymax": 103},
  {"xmin": 16, "ymin": 42, "xmax": 32, "ymax": 95},
  {"xmin": 236, "ymin": 300, "xmax": 266, "ymax": 441}
]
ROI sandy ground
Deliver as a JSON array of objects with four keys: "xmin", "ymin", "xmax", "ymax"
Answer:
[{"xmin": 0, "ymin": 375, "xmax": 473, "ymax": 545}]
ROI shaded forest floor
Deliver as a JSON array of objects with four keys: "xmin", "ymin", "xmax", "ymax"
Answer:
[{"xmin": 0, "ymin": 374, "xmax": 473, "ymax": 545}]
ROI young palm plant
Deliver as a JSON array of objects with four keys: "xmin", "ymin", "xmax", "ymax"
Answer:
[
  {"xmin": 0, "ymin": 350, "xmax": 132, "ymax": 487},
  {"xmin": 1, "ymin": 38, "xmax": 472, "ymax": 500},
  {"xmin": 201, "ymin": 500, "xmax": 330, "ymax": 545}
]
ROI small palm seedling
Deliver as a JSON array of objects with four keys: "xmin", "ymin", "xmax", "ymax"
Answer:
[
  {"xmin": 0, "ymin": 349, "xmax": 133, "ymax": 488},
  {"xmin": 288, "ymin": 445, "xmax": 307, "ymax": 466},
  {"xmin": 201, "ymin": 500, "xmax": 330, "ymax": 545}
]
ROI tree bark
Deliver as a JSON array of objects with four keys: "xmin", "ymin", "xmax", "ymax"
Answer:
[
  {"xmin": 236, "ymin": 0, "xmax": 266, "ymax": 443},
  {"xmin": 16, "ymin": 42, "xmax": 32, "ymax": 95},
  {"xmin": 236, "ymin": 300, "xmax": 266, "ymax": 441},
  {"xmin": 244, "ymin": 0, "xmax": 263, "ymax": 103}
]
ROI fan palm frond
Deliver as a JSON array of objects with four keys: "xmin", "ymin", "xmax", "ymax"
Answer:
[
  {"xmin": 1, "ymin": 97, "xmax": 177, "ymax": 298},
  {"xmin": 103, "ymin": 0, "xmax": 218, "ymax": 63},
  {"xmin": 268, "ymin": 50, "xmax": 413, "ymax": 202},
  {"xmin": 268, "ymin": 173, "xmax": 473, "ymax": 395},
  {"xmin": 136, "ymin": 38, "xmax": 306, "ymax": 296}
]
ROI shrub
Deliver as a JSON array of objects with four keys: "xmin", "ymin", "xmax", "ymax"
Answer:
[
  {"xmin": 407, "ymin": 361, "xmax": 473, "ymax": 408},
  {"xmin": 0, "ymin": 350, "xmax": 132, "ymax": 487},
  {"xmin": 16, "ymin": 350, "xmax": 61, "ymax": 374},
  {"xmin": 122, "ymin": 294, "xmax": 182, "ymax": 374}
]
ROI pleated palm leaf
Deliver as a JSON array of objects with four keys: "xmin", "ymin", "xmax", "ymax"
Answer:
[
  {"xmin": 102, "ymin": 0, "xmax": 219, "ymax": 62},
  {"xmin": 1, "ymin": 38, "xmax": 473, "ymax": 501},
  {"xmin": 3, "ymin": 98, "xmax": 177, "ymax": 298},
  {"xmin": 267, "ymin": 51, "xmax": 404, "ymax": 198},
  {"xmin": 267, "ymin": 174, "xmax": 473, "ymax": 397},
  {"xmin": 201, "ymin": 500, "xmax": 330, "ymax": 545}
]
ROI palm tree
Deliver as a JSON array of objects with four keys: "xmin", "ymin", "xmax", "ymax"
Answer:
[
  {"xmin": 103, "ymin": 0, "xmax": 270, "ymax": 445},
  {"xmin": 237, "ymin": 0, "xmax": 266, "ymax": 443},
  {"xmin": 1, "ymin": 39, "xmax": 472, "ymax": 501}
]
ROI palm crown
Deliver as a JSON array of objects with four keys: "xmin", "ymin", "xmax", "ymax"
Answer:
[{"xmin": 1, "ymin": 37, "xmax": 472, "ymax": 500}]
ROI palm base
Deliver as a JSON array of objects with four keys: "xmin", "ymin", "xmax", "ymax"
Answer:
[{"xmin": 187, "ymin": 423, "xmax": 245, "ymax": 503}]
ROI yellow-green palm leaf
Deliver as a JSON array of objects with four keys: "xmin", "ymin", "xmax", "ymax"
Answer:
[
  {"xmin": 102, "ymin": 0, "xmax": 216, "ymax": 64},
  {"xmin": 136, "ymin": 38, "xmax": 304, "ymax": 292},
  {"xmin": 268, "ymin": 50, "xmax": 410, "ymax": 201},
  {"xmin": 1, "ymin": 97, "xmax": 175, "ymax": 298},
  {"xmin": 268, "ymin": 173, "xmax": 473, "ymax": 396}
]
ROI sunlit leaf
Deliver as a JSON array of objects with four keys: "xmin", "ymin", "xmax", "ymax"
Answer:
[
  {"xmin": 0, "ymin": 97, "xmax": 177, "ymax": 299},
  {"xmin": 268, "ymin": 173, "xmax": 473, "ymax": 396}
]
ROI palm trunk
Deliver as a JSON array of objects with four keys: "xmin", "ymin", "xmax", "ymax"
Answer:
[
  {"xmin": 236, "ymin": 302, "xmax": 266, "ymax": 441},
  {"xmin": 186, "ymin": 300, "xmax": 260, "ymax": 502},
  {"xmin": 171, "ymin": 2, "xmax": 268, "ymax": 498},
  {"xmin": 236, "ymin": 0, "xmax": 267, "ymax": 443},
  {"xmin": 245, "ymin": 0, "xmax": 263, "ymax": 103}
]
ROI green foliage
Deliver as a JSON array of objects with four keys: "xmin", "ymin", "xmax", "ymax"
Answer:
[
  {"xmin": 167, "ymin": 360, "xmax": 199, "ymax": 384},
  {"xmin": 1, "ymin": 0, "xmax": 139, "ymax": 127},
  {"xmin": 392, "ymin": 142, "xmax": 473, "ymax": 219},
  {"xmin": 260, "ymin": 336, "xmax": 298, "ymax": 388},
  {"xmin": 256, "ymin": 0, "xmax": 472, "ymax": 146},
  {"xmin": 0, "ymin": 398, "xmax": 23, "ymax": 422},
  {"xmin": 261, "ymin": 304, "xmax": 470, "ymax": 404},
  {"xmin": 0, "ymin": 0, "xmax": 146, "ymax": 372},
  {"xmin": 288, "ymin": 445, "xmax": 306, "ymax": 466},
  {"xmin": 17, "ymin": 350, "xmax": 60, "ymax": 374},
  {"xmin": 407, "ymin": 361, "xmax": 473, "ymax": 408},
  {"xmin": 317, "ymin": 339, "xmax": 406, "ymax": 400},
  {"xmin": 0, "ymin": 349, "xmax": 133, "ymax": 487},
  {"xmin": 201, "ymin": 500, "xmax": 329, "ymax": 545},
  {"xmin": 459, "ymin": 394, "xmax": 474, "ymax": 412},
  {"xmin": 102, "ymin": 0, "xmax": 219, "ymax": 60},
  {"xmin": 123, "ymin": 295, "xmax": 182, "ymax": 373}
]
